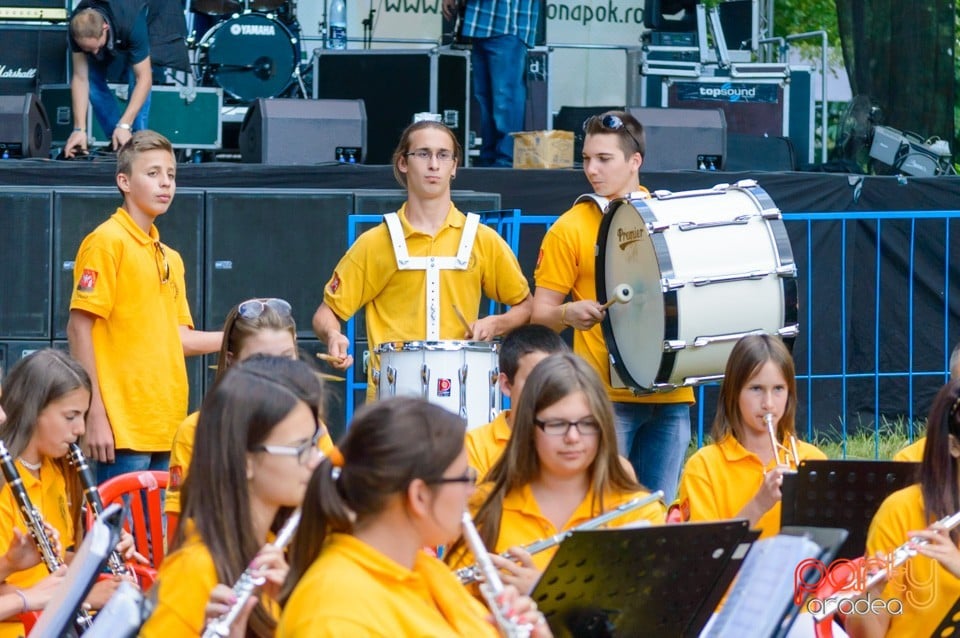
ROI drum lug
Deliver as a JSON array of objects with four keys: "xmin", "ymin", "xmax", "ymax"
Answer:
[
  {"xmin": 459, "ymin": 364, "xmax": 469, "ymax": 423},
  {"xmin": 372, "ymin": 367, "xmax": 380, "ymax": 386},
  {"xmin": 762, "ymin": 209, "xmax": 783, "ymax": 220},
  {"xmin": 777, "ymin": 265, "xmax": 798, "ymax": 278},
  {"xmin": 733, "ymin": 178, "xmax": 759, "ymax": 189},
  {"xmin": 778, "ymin": 325, "xmax": 800, "ymax": 338},
  {"xmin": 649, "ymin": 220, "xmax": 671, "ymax": 233},
  {"xmin": 386, "ymin": 366, "xmax": 397, "ymax": 396},
  {"xmin": 690, "ymin": 270, "xmax": 770, "ymax": 286},
  {"xmin": 677, "ymin": 214, "xmax": 753, "ymax": 231},
  {"xmin": 692, "ymin": 329, "xmax": 766, "ymax": 348},
  {"xmin": 489, "ymin": 368, "xmax": 500, "ymax": 422},
  {"xmin": 420, "ymin": 364, "xmax": 430, "ymax": 400},
  {"xmin": 663, "ymin": 278, "xmax": 685, "ymax": 291},
  {"xmin": 684, "ymin": 373, "xmax": 726, "ymax": 385},
  {"xmin": 664, "ymin": 340, "xmax": 687, "ymax": 352}
]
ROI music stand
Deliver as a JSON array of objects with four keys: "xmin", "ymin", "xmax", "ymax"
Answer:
[
  {"xmin": 781, "ymin": 459, "xmax": 920, "ymax": 560},
  {"xmin": 84, "ymin": 580, "xmax": 155, "ymax": 638},
  {"xmin": 932, "ymin": 596, "xmax": 960, "ymax": 637},
  {"xmin": 29, "ymin": 503, "xmax": 123, "ymax": 638},
  {"xmin": 531, "ymin": 520, "xmax": 759, "ymax": 638}
]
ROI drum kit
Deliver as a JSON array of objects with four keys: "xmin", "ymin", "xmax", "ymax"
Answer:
[
  {"xmin": 370, "ymin": 179, "xmax": 800, "ymax": 429},
  {"xmin": 188, "ymin": 0, "xmax": 304, "ymax": 102}
]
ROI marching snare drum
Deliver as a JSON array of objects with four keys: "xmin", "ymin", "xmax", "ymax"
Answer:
[
  {"xmin": 597, "ymin": 180, "xmax": 798, "ymax": 391},
  {"xmin": 374, "ymin": 341, "xmax": 501, "ymax": 430}
]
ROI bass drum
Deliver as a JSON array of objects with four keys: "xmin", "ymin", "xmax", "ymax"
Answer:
[
  {"xmin": 597, "ymin": 180, "xmax": 798, "ymax": 391},
  {"xmin": 199, "ymin": 13, "xmax": 298, "ymax": 102}
]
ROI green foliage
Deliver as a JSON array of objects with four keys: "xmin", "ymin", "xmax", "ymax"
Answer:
[{"xmin": 773, "ymin": 0, "xmax": 841, "ymax": 48}]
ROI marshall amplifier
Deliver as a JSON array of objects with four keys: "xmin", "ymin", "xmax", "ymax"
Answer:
[
  {"xmin": 0, "ymin": 0, "xmax": 67, "ymax": 21},
  {"xmin": 0, "ymin": 23, "xmax": 69, "ymax": 96}
]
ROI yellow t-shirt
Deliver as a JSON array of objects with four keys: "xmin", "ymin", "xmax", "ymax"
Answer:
[
  {"xmin": 458, "ymin": 483, "xmax": 666, "ymax": 572},
  {"xmin": 534, "ymin": 198, "xmax": 694, "ymax": 405},
  {"xmin": 277, "ymin": 533, "xmax": 498, "ymax": 637},
  {"xmin": 865, "ymin": 484, "xmax": 960, "ymax": 638},
  {"xmin": 676, "ymin": 435, "xmax": 827, "ymax": 538},
  {"xmin": 70, "ymin": 207, "xmax": 194, "ymax": 451},
  {"xmin": 0, "ymin": 458, "xmax": 74, "ymax": 638},
  {"xmin": 166, "ymin": 413, "xmax": 335, "ymax": 515},
  {"xmin": 465, "ymin": 410, "xmax": 512, "ymax": 481},
  {"xmin": 892, "ymin": 437, "xmax": 925, "ymax": 462},
  {"xmin": 323, "ymin": 204, "xmax": 530, "ymax": 400}
]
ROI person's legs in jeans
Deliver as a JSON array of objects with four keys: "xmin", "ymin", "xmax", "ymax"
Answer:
[
  {"xmin": 87, "ymin": 61, "xmax": 122, "ymax": 139},
  {"xmin": 613, "ymin": 402, "xmax": 691, "ymax": 503},
  {"xmin": 128, "ymin": 66, "xmax": 150, "ymax": 132},
  {"xmin": 95, "ymin": 451, "xmax": 169, "ymax": 557},
  {"xmin": 472, "ymin": 34, "xmax": 527, "ymax": 167},
  {"xmin": 471, "ymin": 42, "xmax": 495, "ymax": 166}
]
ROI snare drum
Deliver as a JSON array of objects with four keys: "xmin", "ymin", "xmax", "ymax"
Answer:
[
  {"xmin": 374, "ymin": 341, "xmax": 501, "ymax": 430},
  {"xmin": 597, "ymin": 180, "xmax": 798, "ymax": 391}
]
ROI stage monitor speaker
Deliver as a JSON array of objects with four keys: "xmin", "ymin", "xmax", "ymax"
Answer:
[
  {"xmin": 628, "ymin": 106, "xmax": 726, "ymax": 171},
  {"xmin": 0, "ymin": 189, "xmax": 52, "ymax": 339},
  {"xmin": 239, "ymin": 98, "xmax": 367, "ymax": 165},
  {"xmin": 0, "ymin": 93, "xmax": 51, "ymax": 158},
  {"xmin": 726, "ymin": 133, "xmax": 796, "ymax": 171},
  {"xmin": 0, "ymin": 24, "xmax": 68, "ymax": 95}
]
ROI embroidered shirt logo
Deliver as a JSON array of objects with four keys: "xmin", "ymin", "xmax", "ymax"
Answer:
[{"xmin": 77, "ymin": 268, "xmax": 98, "ymax": 292}]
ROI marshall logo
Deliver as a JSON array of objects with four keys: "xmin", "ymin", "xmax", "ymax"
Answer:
[
  {"xmin": 0, "ymin": 65, "xmax": 37, "ymax": 79},
  {"xmin": 230, "ymin": 23, "xmax": 276, "ymax": 36},
  {"xmin": 617, "ymin": 226, "xmax": 644, "ymax": 250}
]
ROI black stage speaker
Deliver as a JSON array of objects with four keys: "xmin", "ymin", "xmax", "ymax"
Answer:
[
  {"xmin": 0, "ymin": 94, "xmax": 51, "ymax": 158},
  {"xmin": 52, "ymin": 189, "xmax": 205, "ymax": 338},
  {"xmin": 0, "ymin": 24, "xmax": 68, "ymax": 95},
  {"xmin": 628, "ymin": 106, "xmax": 727, "ymax": 171},
  {"xmin": 0, "ymin": 189, "xmax": 52, "ymax": 339},
  {"xmin": 726, "ymin": 133, "xmax": 796, "ymax": 171},
  {"xmin": 554, "ymin": 105, "xmax": 624, "ymax": 166},
  {"xmin": 0, "ymin": 341, "xmax": 51, "ymax": 378},
  {"xmin": 239, "ymin": 98, "xmax": 367, "ymax": 165}
]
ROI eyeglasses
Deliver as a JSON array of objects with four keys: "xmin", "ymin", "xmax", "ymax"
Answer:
[
  {"xmin": 583, "ymin": 114, "xmax": 643, "ymax": 154},
  {"xmin": 405, "ymin": 149, "xmax": 456, "ymax": 162},
  {"xmin": 237, "ymin": 298, "xmax": 292, "ymax": 320},
  {"xmin": 427, "ymin": 466, "xmax": 478, "ymax": 485},
  {"xmin": 154, "ymin": 242, "xmax": 170, "ymax": 284},
  {"xmin": 252, "ymin": 424, "xmax": 323, "ymax": 465},
  {"xmin": 534, "ymin": 417, "xmax": 602, "ymax": 437}
]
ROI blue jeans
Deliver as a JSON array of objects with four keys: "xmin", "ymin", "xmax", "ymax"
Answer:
[
  {"xmin": 613, "ymin": 402, "xmax": 691, "ymax": 504},
  {"xmin": 471, "ymin": 34, "xmax": 527, "ymax": 167},
  {"xmin": 96, "ymin": 450, "xmax": 169, "ymax": 484},
  {"xmin": 87, "ymin": 62, "xmax": 151, "ymax": 138}
]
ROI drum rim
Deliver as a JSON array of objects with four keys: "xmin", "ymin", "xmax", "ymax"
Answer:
[{"xmin": 374, "ymin": 340, "xmax": 500, "ymax": 353}]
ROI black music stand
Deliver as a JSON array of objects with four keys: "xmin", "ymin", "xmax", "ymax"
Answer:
[
  {"xmin": 531, "ymin": 520, "xmax": 759, "ymax": 638},
  {"xmin": 30, "ymin": 503, "xmax": 123, "ymax": 638},
  {"xmin": 84, "ymin": 580, "xmax": 155, "ymax": 638},
  {"xmin": 932, "ymin": 596, "xmax": 960, "ymax": 637},
  {"xmin": 781, "ymin": 459, "xmax": 920, "ymax": 560}
]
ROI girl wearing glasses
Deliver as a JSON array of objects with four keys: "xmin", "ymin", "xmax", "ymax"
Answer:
[
  {"xmin": 166, "ymin": 298, "xmax": 333, "ymax": 539},
  {"xmin": 142, "ymin": 355, "xmax": 325, "ymax": 637},
  {"xmin": 446, "ymin": 352, "xmax": 666, "ymax": 595},
  {"xmin": 277, "ymin": 397, "xmax": 550, "ymax": 637},
  {"xmin": 673, "ymin": 334, "xmax": 825, "ymax": 539}
]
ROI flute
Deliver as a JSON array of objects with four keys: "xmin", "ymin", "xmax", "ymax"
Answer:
[
  {"xmin": 456, "ymin": 490, "xmax": 664, "ymax": 585},
  {"xmin": 461, "ymin": 511, "xmax": 532, "ymax": 638},
  {"xmin": 0, "ymin": 440, "xmax": 94, "ymax": 631},
  {"xmin": 67, "ymin": 443, "xmax": 129, "ymax": 577},
  {"xmin": 201, "ymin": 508, "xmax": 302, "ymax": 638}
]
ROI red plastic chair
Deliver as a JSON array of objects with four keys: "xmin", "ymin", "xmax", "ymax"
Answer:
[{"xmin": 84, "ymin": 470, "xmax": 169, "ymax": 590}]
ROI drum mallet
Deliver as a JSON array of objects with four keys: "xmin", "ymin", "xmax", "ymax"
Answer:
[{"xmin": 599, "ymin": 284, "xmax": 634, "ymax": 311}]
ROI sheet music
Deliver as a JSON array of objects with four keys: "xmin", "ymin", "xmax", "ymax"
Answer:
[{"xmin": 701, "ymin": 534, "xmax": 821, "ymax": 638}]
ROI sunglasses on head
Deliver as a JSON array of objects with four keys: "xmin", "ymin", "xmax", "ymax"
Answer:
[
  {"xmin": 237, "ymin": 298, "xmax": 293, "ymax": 321},
  {"xmin": 583, "ymin": 114, "xmax": 643, "ymax": 153}
]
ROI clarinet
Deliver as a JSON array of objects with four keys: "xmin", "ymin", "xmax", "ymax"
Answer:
[
  {"xmin": 0, "ymin": 440, "xmax": 95, "ymax": 631},
  {"xmin": 66, "ymin": 443, "xmax": 129, "ymax": 576},
  {"xmin": 460, "ymin": 511, "xmax": 533, "ymax": 638},
  {"xmin": 201, "ymin": 508, "xmax": 302, "ymax": 638}
]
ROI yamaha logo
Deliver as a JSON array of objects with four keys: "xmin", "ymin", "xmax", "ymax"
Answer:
[
  {"xmin": 0, "ymin": 65, "xmax": 37, "ymax": 79},
  {"xmin": 617, "ymin": 226, "xmax": 644, "ymax": 250},
  {"xmin": 230, "ymin": 23, "xmax": 276, "ymax": 36}
]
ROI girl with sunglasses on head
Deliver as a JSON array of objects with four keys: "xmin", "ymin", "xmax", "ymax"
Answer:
[
  {"xmin": 142, "ymin": 355, "xmax": 326, "ymax": 637},
  {"xmin": 277, "ymin": 397, "xmax": 551, "ymax": 637},
  {"xmin": 166, "ymin": 298, "xmax": 333, "ymax": 536},
  {"xmin": 673, "ymin": 334, "xmax": 825, "ymax": 539},
  {"xmin": 447, "ymin": 352, "xmax": 666, "ymax": 596}
]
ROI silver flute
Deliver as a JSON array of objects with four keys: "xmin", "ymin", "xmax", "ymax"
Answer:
[
  {"xmin": 201, "ymin": 508, "xmax": 302, "ymax": 638},
  {"xmin": 67, "ymin": 443, "xmax": 130, "ymax": 576},
  {"xmin": 764, "ymin": 413, "xmax": 799, "ymax": 471},
  {"xmin": 460, "ymin": 511, "xmax": 532, "ymax": 638},
  {"xmin": 456, "ymin": 490, "xmax": 664, "ymax": 585},
  {"xmin": 0, "ymin": 440, "xmax": 94, "ymax": 631}
]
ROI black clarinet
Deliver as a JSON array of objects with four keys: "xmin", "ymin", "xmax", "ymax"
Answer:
[
  {"xmin": 67, "ymin": 444, "xmax": 129, "ymax": 577},
  {"xmin": 0, "ymin": 440, "xmax": 94, "ymax": 631}
]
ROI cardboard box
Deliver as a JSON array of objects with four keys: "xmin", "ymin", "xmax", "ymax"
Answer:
[{"xmin": 512, "ymin": 130, "xmax": 574, "ymax": 169}]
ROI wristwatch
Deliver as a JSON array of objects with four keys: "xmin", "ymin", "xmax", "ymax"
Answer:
[{"xmin": 116, "ymin": 122, "xmax": 132, "ymax": 131}]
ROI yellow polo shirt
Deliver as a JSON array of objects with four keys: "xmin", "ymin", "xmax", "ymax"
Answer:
[
  {"xmin": 676, "ymin": 435, "xmax": 827, "ymax": 538},
  {"xmin": 323, "ymin": 204, "xmax": 530, "ymax": 400},
  {"xmin": 166, "ymin": 412, "xmax": 335, "ymax": 515},
  {"xmin": 534, "ymin": 198, "xmax": 694, "ymax": 405},
  {"xmin": 892, "ymin": 437, "xmax": 925, "ymax": 462},
  {"xmin": 277, "ymin": 533, "xmax": 498, "ymax": 637},
  {"xmin": 865, "ymin": 484, "xmax": 960, "ymax": 638},
  {"xmin": 465, "ymin": 410, "xmax": 512, "ymax": 481},
  {"xmin": 457, "ymin": 483, "xmax": 666, "ymax": 572},
  {"xmin": 70, "ymin": 207, "xmax": 194, "ymax": 451}
]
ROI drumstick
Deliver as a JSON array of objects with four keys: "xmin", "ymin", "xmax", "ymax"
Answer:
[
  {"xmin": 452, "ymin": 304, "xmax": 472, "ymax": 334},
  {"xmin": 315, "ymin": 352, "xmax": 342, "ymax": 364},
  {"xmin": 599, "ymin": 283, "xmax": 634, "ymax": 311}
]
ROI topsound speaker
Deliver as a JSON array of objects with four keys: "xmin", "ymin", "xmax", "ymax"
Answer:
[
  {"xmin": 627, "ymin": 106, "xmax": 726, "ymax": 171},
  {"xmin": 0, "ymin": 93, "xmax": 51, "ymax": 158},
  {"xmin": 239, "ymin": 98, "xmax": 367, "ymax": 165}
]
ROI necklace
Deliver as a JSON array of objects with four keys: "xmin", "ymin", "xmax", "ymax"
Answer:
[{"xmin": 18, "ymin": 457, "xmax": 41, "ymax": 472}]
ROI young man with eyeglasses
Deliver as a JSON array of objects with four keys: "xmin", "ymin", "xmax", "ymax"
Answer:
[
  {"xmin": 531, "ymin": 110, "xmax": 694, "ymax": 503},
  {"xmin": 312, "ymin": 120, "xmax": 532, "ymax": 402},
  {"xmin": 68, "ymin": 130, "xmax": 222, "ymax": 483}
]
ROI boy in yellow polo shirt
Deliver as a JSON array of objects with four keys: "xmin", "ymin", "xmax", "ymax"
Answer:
[
  {"xmin": 67, "ymin": 130, "xmax": 222, "ymax": 482},
  {"xmin": 466, "ymin": 324, "xmax": 567, "ymax": 480}
]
